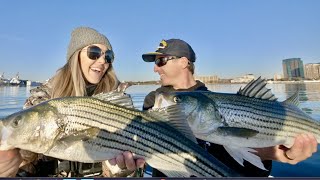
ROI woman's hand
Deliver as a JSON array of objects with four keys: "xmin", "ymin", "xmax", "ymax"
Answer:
[{"xmin": 0, "ymin": 149, "xmax": 22, "ymax": 177}]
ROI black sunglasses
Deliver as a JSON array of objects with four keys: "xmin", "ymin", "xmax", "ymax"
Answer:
[
  {"xmin": 155, "ymin": 56, "xmax": 181, "ymax": 67},
  {"xmin": 83, "ymin": 45, "xmax": 114, "ymax": 63}
]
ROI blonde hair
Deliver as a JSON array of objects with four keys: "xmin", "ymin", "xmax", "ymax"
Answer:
[{"xmin": 51, "ymin": 50, "xmax": 119, "ymax": 98}]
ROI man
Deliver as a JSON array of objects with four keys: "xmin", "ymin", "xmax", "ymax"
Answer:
[{"xmin": 140, "ymin": 38, "xmax": 318, "ymax": 176}]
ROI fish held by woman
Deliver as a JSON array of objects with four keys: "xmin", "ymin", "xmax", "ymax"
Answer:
[{"xmin": 0, "ymin": 90, "xmax": 241, "ymax": 177}]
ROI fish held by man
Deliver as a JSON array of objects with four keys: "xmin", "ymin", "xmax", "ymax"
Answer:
[
  {"xmin": 0, "ymin": 90, "xmax": 241, "ymax": 177},
  {"xmin": 155, "ymin": 77, "xmax": 320, "ymax": 170}
]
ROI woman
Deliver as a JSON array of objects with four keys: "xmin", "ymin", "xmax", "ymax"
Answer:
[{"xmin": 0, "ymin": 27, "xmax": 142, "ymax": 177}]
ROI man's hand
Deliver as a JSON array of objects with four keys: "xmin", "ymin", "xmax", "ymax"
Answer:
[
  {"xmin": 256, "ymin": 133, "xmax": 318, "ymax": 164},
  {"xmin": 0, "ymin": 149, "xmax": 22, "ymax": 177},
  {"xmin": 103, "ymin": 151, "xmax": 145, "ymax": 177}
]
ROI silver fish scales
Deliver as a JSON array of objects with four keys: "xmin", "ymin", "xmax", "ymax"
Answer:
[
  {"xmin": 0, "ymin": 92, "xmax": 241, "ymax": 177},
  {"xmin": 157, "ymin": 77, "xmax": 320, "ymax": 170}
]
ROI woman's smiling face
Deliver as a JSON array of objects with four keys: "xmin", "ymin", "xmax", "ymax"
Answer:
[{"xmin": 79, "ymin": 44, "xmax": 110, "ymax": 84}]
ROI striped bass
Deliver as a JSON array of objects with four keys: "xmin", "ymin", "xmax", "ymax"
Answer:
[
  {"xmin": 0, "ymin": 91, "xmax": 241, "ymax": 177},
  {"xmin": 156, "ymin": 77, "xmax": 320, "ymax": 170}
]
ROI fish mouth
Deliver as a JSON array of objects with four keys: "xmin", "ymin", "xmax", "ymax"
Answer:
[
  {"xmin": 154, "ymin": 93, "xmax": 176, "ymax": 109},
  {"xmin": 0, "ymin": 121, "xmax": 14, "ymax": 150}
]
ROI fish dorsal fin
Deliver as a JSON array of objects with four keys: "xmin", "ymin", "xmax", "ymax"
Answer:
[
  {"xmin": 148, "ymin": 101, "xmax": 198, "ymax": 144},
  {"xmin": 92, "ymin": 83, "xmax": 135, "ymax": 109},
  {"xmin": 116, "ymin": 82, "xmax": 132, "ymax": 92},
  {"xmin": 237, "ymin": 77, "xmax": 277, "ymax": 101},
  {"xmin": 283, "ymin": 91, "xmax": 300, "ymax": 106}
]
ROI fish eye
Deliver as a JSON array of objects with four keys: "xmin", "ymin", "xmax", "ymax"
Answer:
[
  {"xmin": 12, "ymin": 115, "xmax": 22, "ymax": 127},
  {"xmin": 173, "ymin": 96, "xmax": 181, "ymax": 103}
]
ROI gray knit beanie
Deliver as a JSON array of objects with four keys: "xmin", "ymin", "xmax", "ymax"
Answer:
[{"xmin": 66, "ymin": 27, "xmax": 113, "ymax": 61}]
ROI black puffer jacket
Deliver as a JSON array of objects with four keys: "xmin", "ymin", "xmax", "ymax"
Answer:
[{"xmin": 143, "ymin": 81, "xmax": 272, "ymax": 177}]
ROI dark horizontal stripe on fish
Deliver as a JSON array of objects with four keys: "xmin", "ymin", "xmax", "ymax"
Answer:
[
  {"xmin": 67, "ymin": 100, "xmax": 244, "ymax": 176},
  {"xmin": 75, "ymin": 119, "xmax": 223, "ymax": 176},
  {"xmin": 218, "ymin": 101, "xmax": 308, "ymax": 122},
  {"xmin": 89, "ymin": 131, "xmax": 219, "ymax": 176},
  {"xmin": 218, "ymin": 102, "xmax": 318, "ymax": 133},
  {"xmin": 67, "ymin": 103, "xmax": 189, "ymax": 142},
  {"xmin": 64, "ymin": 111, "xmax": 222, "ymax": 176},
  {"xmin": 75, "ymin": 98, "xmax": 166, "ymax": 124},
  {"xmin": 224, "ymin": 107, "xmax": 318, "ymax": 137},
  {"xmin": 54, "ymin": 98, "xmax": 241, "ymax": 176},
  {"xmin": 230, "ymin": 113, "xmax": 305, "ymax": 138},
  {"xmin": 219, "ymin": 96, "xmax": 312, "ymax": 121},
  {"xmin": 86, "ymin": 131, "xmax": 181, "ymax": 165}
]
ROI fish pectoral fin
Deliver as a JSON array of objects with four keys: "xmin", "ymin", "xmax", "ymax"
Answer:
[
  {"xmin": 224, "ymin": 146, "xmax": 267, "ymax": 171},
  {"xmin": 217, "ymin": 127, "xmax": 259, "ymax": 138},
  {"xmin": 46, "ymin": 127, "xmax": 100, "ymax": 154},
  {"xmin": 148, "ymin": 105, "xmax": 198, "ymax": 144}
]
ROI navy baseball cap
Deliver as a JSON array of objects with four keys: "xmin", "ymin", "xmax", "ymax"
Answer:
[{"xmin": 142, "ymin": 39, "xmax": 196, "ymax": 62}]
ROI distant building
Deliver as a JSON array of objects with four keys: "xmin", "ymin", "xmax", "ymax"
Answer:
[
  {"xmin": 0, "ymin": 73, "xmax": 4, "ymax": 85},
  {"xmin": 231, "ymin": 74, "xmax": 255, "ymax": 83},
  {"xmin": 194, "ymin": 75, "xmax": 219, "ymax": 83},
  {"xmin": 282, "ymin": 58, "xmax": 304, "ymax": 80},
  {"xmin": 304, "ymin": 63, "xmax": 320, "ymax": 80},
  {"xmin": 273, "ymin": 74, "xmax": 282, "ymax": 81}
]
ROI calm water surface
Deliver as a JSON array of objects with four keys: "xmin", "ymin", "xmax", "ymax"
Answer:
[{"xmin": 0, "ymin": 83, "xmax": 319, "ymax": 177}]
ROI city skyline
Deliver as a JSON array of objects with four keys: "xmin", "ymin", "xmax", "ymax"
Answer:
[
  {"xmin": 1, "ymin": 57, "xmax": 320, "ymax": 83},
  {"xmin": 0, "ymin": 0, "xmax": 319, "ymax": 82}
]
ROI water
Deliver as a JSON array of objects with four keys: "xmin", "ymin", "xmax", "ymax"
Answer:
[{"xmin": 0, "ymin": 83, "xmax": 319, "ymax": 177}]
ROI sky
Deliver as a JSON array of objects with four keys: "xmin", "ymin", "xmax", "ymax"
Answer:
[{"xmin": 0, "ymin": 0, "xmax": 319, "ymax": 82}]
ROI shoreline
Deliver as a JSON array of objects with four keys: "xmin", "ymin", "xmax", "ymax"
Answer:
[
  {"xmin": 267, "ymin": 80, "xmax": 320, "ymax": 84},
  {"xmin": 130, "ymin": 80, "xmax": 320, "ymax": 85}
]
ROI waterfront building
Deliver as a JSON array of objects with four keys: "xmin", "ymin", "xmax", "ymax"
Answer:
[
  {"xmin": 194, "ymin": 75, "xmax": 219, "ymax": 83},
  {"xmin": 231, "ymin": 74, "xmax": 255, "ymax": 83},
  {"xmin": 282, "ymin": 58, "xmax": 305, "ymax": 80},
  {"xmin": 304, "ymin": 63, "xmax": 320, "ymax": 80},
  {"xmin": 273, "ymin": 74, "xmax": 283, "ymax": 81}
]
